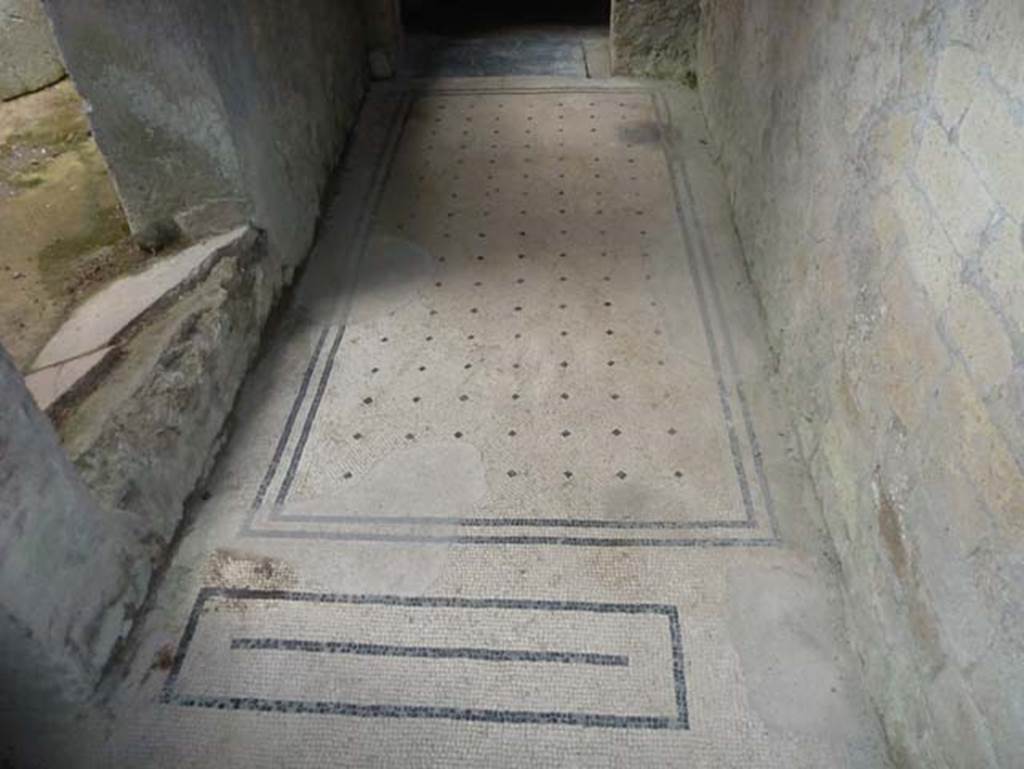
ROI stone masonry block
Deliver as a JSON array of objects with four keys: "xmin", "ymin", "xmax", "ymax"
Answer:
[
  {"xmin": 979, "ymin": 214, "xmax": 1024, "ymax": 339},
  {"xmin": 959, "ymin": 80, "xmax": 1024, "ymax": 220},
  {"xmin": 943, "ymin": 282, "xmax": 1014, "ymax": 393},
  {"xmin": 915, "ymin": 120, "xmax": 995, "ymax": 258},
  {"xmin": 933, "ymin": 44, "xmax": 979, "ymax": 130}
]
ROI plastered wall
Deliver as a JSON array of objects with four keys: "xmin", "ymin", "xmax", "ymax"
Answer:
[{"xmin": 698, "ymin": 1, "xmax": 1024, "ymax": 765}]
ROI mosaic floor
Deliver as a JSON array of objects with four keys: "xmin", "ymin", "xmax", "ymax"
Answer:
[
  {"xmin": 402, "ymin": 26, "xmax": 609, "ymax": 79},
  {"xmin": 404, "ymin": 33, "xmax": 589, "ymax": 78},
  {"xmin": 58, "ymin": 78, "xmax": 889, "ymax": 767}
]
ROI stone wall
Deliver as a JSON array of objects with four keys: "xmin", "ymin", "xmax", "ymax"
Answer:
[
  {"xmin": 57, "ymin": 228, "xmax": 269, "ymax": 613},
  {"xmin": 0, "ymin": 0, "xmax": 370, "ymax": 700},
  {"xmin": 698, "ymin": 1, "xmax": 1024, "ymax": 766},
  {"xmin": 0, "ymin": 0, "xmax": 64, "ymax": 99},
  {"xmin": 610, "ymin": 0, "xmax": 699, "ymax": 82},
  {"xmin": 44, "ymin": 0, "xmax": 366, "ymax": 273}
]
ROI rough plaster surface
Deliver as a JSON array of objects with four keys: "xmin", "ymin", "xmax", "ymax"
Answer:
[
  {"xmin": 0, "ymin": 0, "xmax": 64, "ymax": 99},
  {"xmin": 0, "ymin": 345, "xmax": 140, "ymax": 711},
  {"xmin": 698, "ymin": 1, "xmax": 1024, "ymax": 766},
  {"xmin": 3, "ymin": 228, "xmax": 270, "ymax": 719},
  {"xmin": 58, "ymin": 228, "xmax": 273, "ymax": 595},
  {"xmin": 610, "ymin": 0, "xmax": 699, "ymax": 81}
]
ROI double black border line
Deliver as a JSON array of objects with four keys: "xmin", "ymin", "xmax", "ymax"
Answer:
[{"xmin": 246, "ymin": 92, "xmax": 414, "ymax": 517}]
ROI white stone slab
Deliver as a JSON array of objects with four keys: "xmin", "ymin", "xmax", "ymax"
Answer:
[
  {"xmin": 32, "ymin": 226, "xmax": 247, "ymax": 370},
  {"xmin": 25, "ymin": 344, "xmax": 113, "ymax": 411}
]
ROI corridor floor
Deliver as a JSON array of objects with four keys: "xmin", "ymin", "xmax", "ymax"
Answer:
[{"xmin": 76, "ymin": 77, "xmax": 889, "ymax": 767}]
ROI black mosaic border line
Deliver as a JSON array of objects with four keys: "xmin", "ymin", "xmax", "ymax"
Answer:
[
  {"xmin": 161, "ymin": 587, "xmax": 689, "ymax": 730},
  {"xmin": 265, "ymin": 513, "xmax": 754, "ymax": 530},
  {"xmin": 241, "ymin": 529, "xmax": 780, "ymax": 547},
  {"xmin": 241, "ymin": 92, "xmax": 412, "ymax": 532},
  {"xmin": 249, "ymin": 327, "xmax": 330, "ymax": 511},
  {"xmin": 259, "ymin": 92, "xmax": 416, "ymax": 510},
  {"xmin": 230, "ymin": 637, "xmax": 629, "ymax": 667},
  {"xmin": 649, "ymin": 89, "xmax": 781, "ymax": 540},
  {"xmin": 401, "ymin": 85, "xmax": 654, "ymax": 96},
  {"xmin": 247, "ymin": 84, "xmax": 779, "ymax": 546},
  {"xmin": 167, "ymin": 696, "xmax": 681, "ymax": 729},
  {"xmin": 272, "ymin": 325, "xmax": 345, "ymax": 507},
  {"xmin": 637, "ymin": 89, "xmax": 759, "ymax": 532}
]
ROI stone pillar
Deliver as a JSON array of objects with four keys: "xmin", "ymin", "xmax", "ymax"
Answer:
[{"xmin": 0, "ymin": 344, "xmax": 138, "ymax": 712}]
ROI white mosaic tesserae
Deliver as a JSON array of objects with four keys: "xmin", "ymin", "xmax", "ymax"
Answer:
[{"xmin": 67, "ymin": 78, "xmax": 890, "ymax": 768}]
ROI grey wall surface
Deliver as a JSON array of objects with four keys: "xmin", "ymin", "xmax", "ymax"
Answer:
[
  {"xmin": 44, "ymin": 0, "xmax": 367, "ymax": 277},
  {"xmin": 610, "ymin": 0, "xmax": 699, "ymax": 81},
  {"xmin": 0, "ymin": 344, "xmax": 141, "ymax": 712},
  {"xmin": 698, "ymin": 1, "xmax": 1024, "ymax": 766},
  {"xmin": 0, "ymin": 0, "xmax": 64, "ymax": 99}
]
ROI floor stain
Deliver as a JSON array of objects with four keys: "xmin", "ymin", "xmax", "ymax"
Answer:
[
  {"xmin": 619, "ymin": 120, "xmax": 662, "ymax": 145},
  {"xmin": 204, "ymin": 548, "xmax": 297, "ymax": 603}
]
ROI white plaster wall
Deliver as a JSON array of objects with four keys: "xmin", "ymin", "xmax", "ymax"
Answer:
[{"xmin": 698, "ymin": 1, "xmax": 1024, "ymax": 766}]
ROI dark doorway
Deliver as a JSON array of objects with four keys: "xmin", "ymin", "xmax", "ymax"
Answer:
[
  {"xmin": 401, "ymin": 0, "xmax": 610, "ymax": 78},
  {"xmin": 403, "ymin": 0, "xmax": 609, "ymax": 36}
]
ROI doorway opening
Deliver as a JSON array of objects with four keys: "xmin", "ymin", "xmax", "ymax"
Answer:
[
  {"xmin": 403, "ymin": 0, "xmax": 609, "ymax": 35},
  {"xmin": 401, "ymin": 0, "xmax": 611, "ymax": 78}
]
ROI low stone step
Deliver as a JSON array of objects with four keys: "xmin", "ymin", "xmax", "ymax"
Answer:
[{"xmin": 32, "ymin": 226, "xmax": 248, "ymax": 371}]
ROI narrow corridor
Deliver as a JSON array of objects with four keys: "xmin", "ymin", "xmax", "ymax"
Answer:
[{"xmin": 84, "ymin": 76, "xmax": 888, "ymax": 767}]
